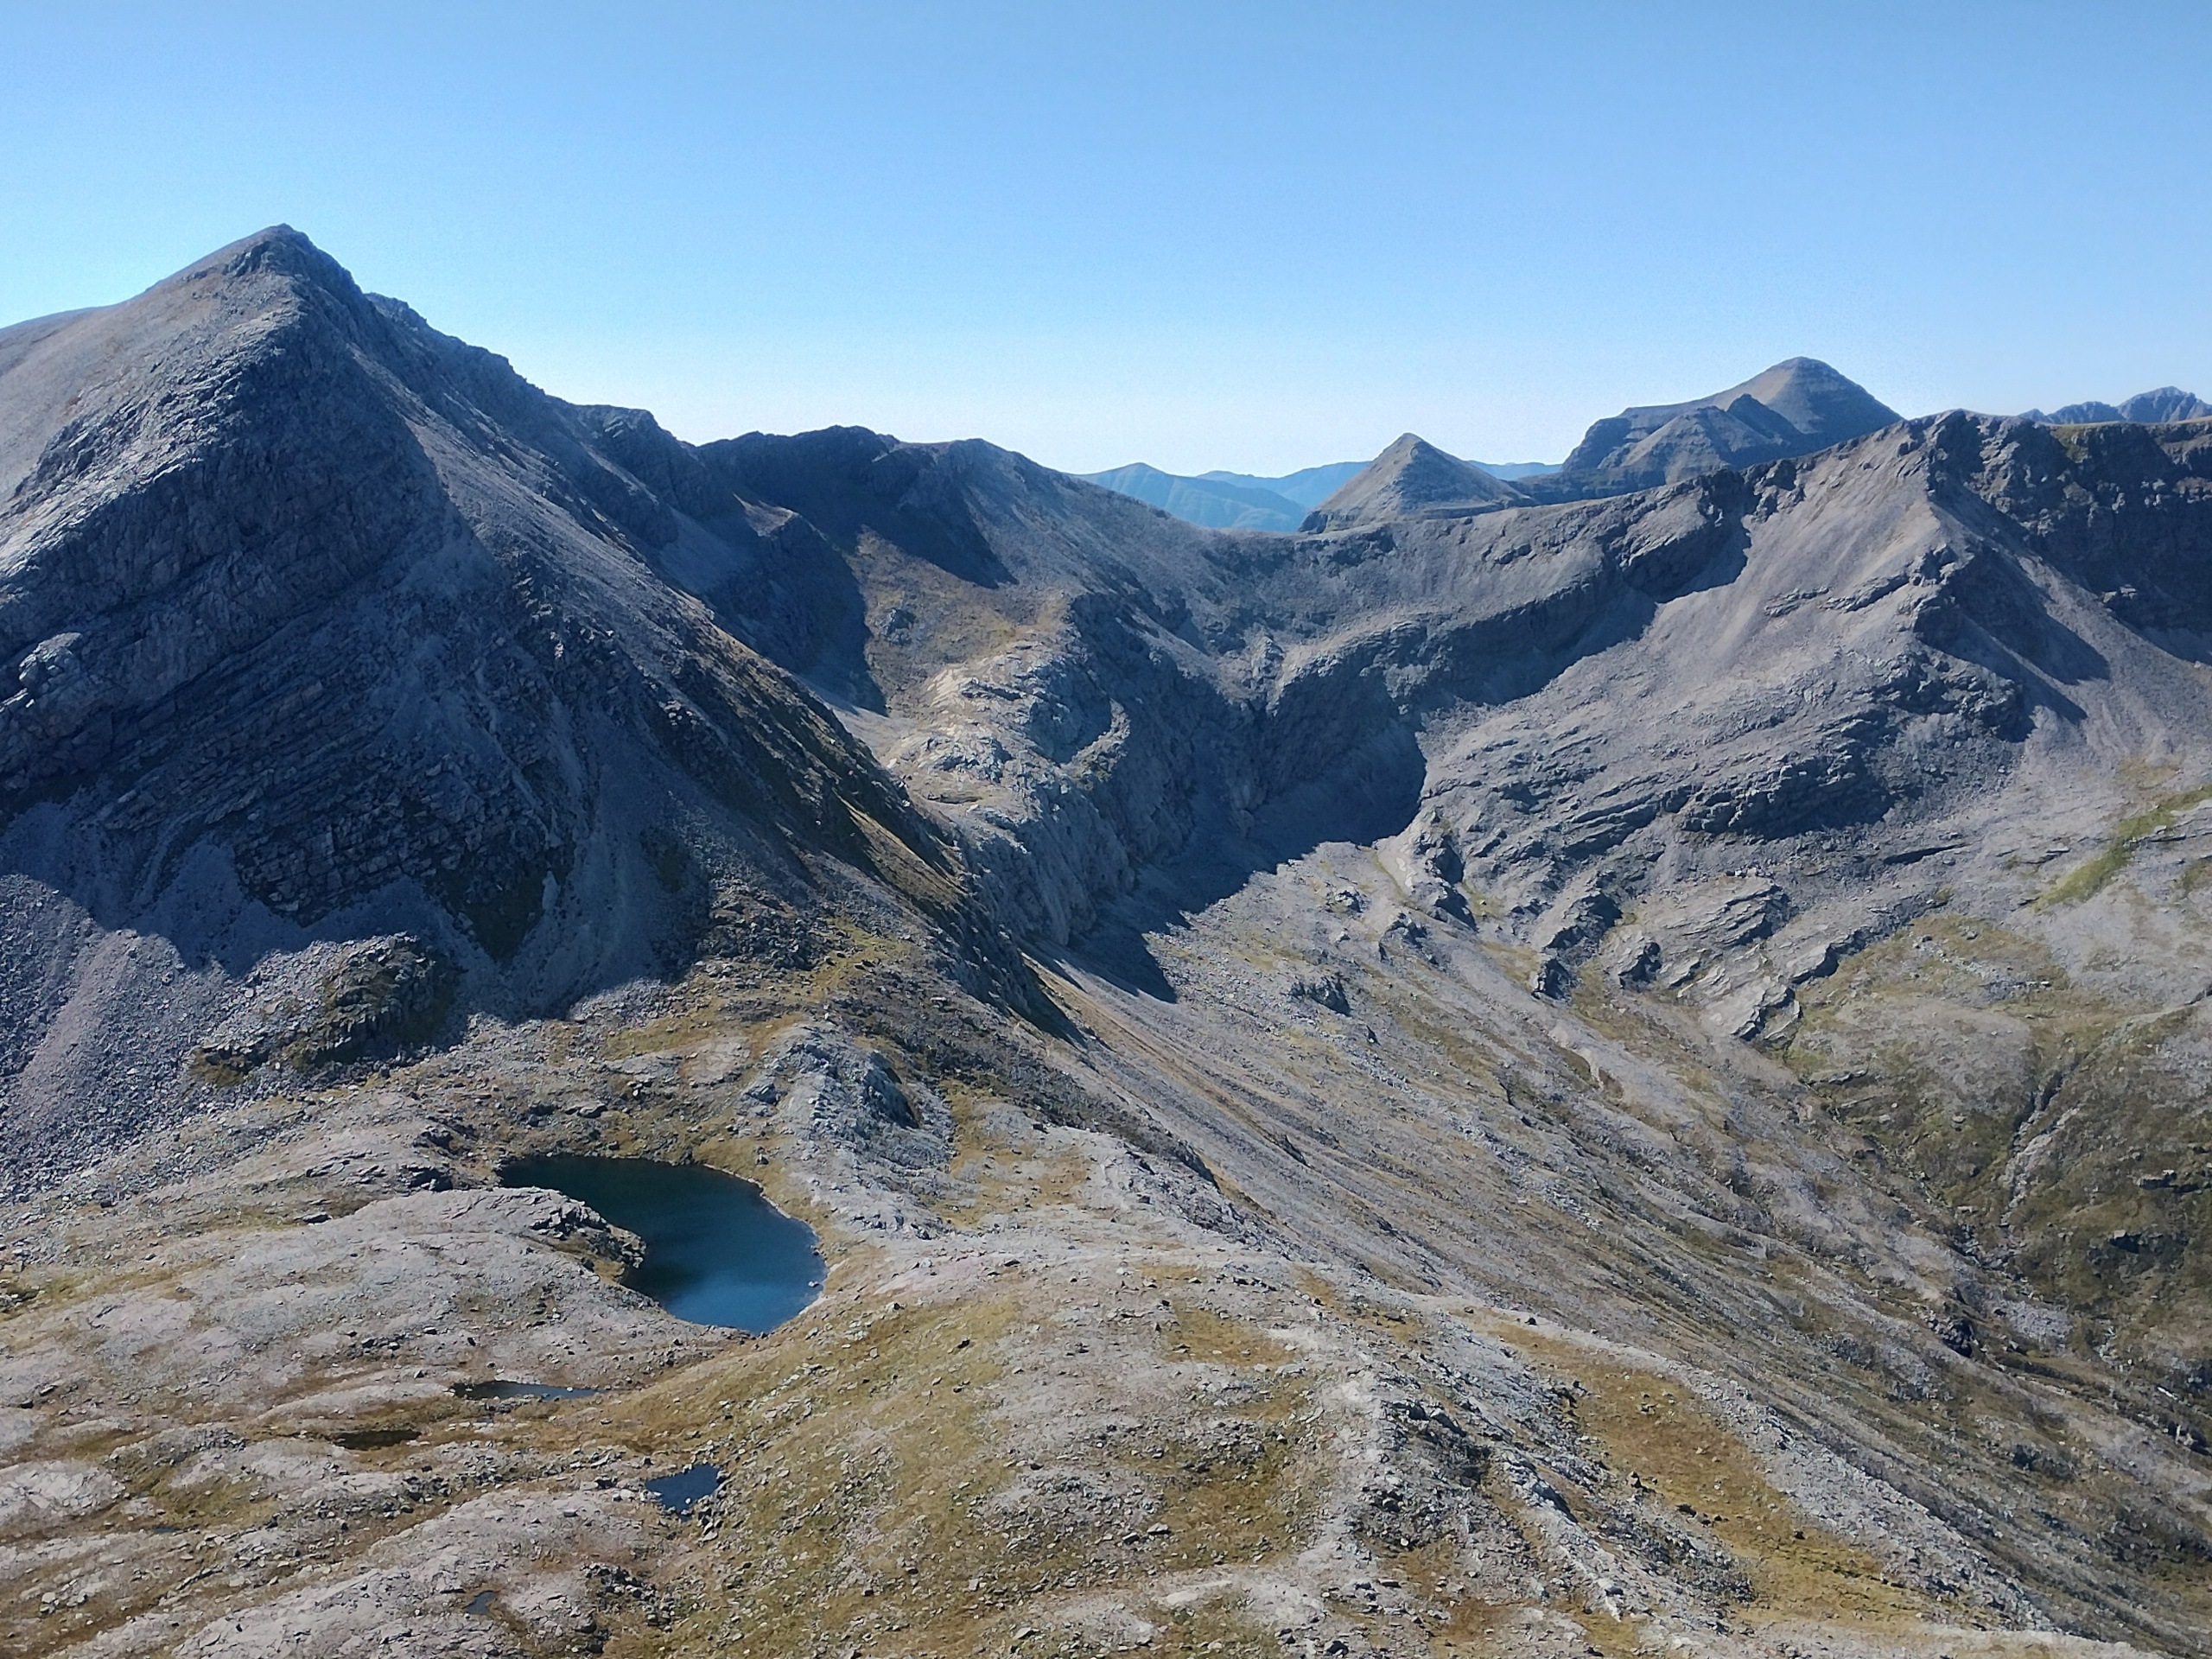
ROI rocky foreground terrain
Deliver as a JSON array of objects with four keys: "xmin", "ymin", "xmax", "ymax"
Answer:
[{"xmin": 2, "ymin": 229, "xmax": 2210, "ymax": 1657}]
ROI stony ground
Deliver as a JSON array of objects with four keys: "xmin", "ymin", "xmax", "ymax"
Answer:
[{"xmin": 0, "ymin": 866, "xmax": 2190, "ymax": 1658}]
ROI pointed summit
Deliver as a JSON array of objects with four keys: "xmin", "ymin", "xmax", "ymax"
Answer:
[
  {"xmin": 1550, "ymin": 358, "xmax": 1898, "ymax": 497},
  {"xmin": 136, "ymin": 225, "xmax": 373, "ymax": 315},
  {"xmin": 0, "ymin": 226, "xmax": 960, "ymax": 1065},
  {"xmin": 1302, "ymin": 433, "xmax": 1524, "ymax": 531}
]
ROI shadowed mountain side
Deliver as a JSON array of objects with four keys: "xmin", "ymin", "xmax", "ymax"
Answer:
[
  {"xmin": 758, "ymin": 412, "xmax": 2212, "ymax": 1006},
  {"xmin": 0, "ymin": 229, "xmax": 1020, "ymax": 1182},
  {"xmin": 676, "ymin": 405, "xmax": 2212, "ymax": 1040}
]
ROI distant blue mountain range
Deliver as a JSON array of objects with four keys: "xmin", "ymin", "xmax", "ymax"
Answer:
[
  {"xmin": 1080, "ymin": 456, "xmax": 1557, "ymax": 532},
  {"xmin": 2018, "ymin": 386, "xmax": 2211, "ymax": 425}
]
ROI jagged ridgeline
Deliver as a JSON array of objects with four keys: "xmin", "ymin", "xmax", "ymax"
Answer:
[{"xmin": 9, "ymin": 228, "xmax": 2212, "ymax": 1651}]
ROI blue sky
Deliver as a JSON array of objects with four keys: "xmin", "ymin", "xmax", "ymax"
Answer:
[{"xmin": 3, "ymin": 3, "xmax": 2204, "ymax": 473}]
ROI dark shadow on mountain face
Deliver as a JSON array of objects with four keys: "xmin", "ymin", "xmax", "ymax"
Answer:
[
  {"xmin": 700, "ymin": 429, "xmax": 1014, "ymax": 590},
  {"xmin": 1061, "ymin": 720, "xmax": 1428, "ymax": 1001},
  {"xmin": 1918, "ymin": 549, "xmax": 2109, "ymax": 707},
  {"xmin": 658, "ymin": 509, "xmax": 883, "ymax": 712},
  {"xmin": 1049, "ymin": 514, "xmax": 1748, "ymax": 1001}
]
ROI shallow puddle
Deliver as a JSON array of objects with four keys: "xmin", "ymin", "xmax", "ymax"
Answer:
[
  {"xmin": 644, "ymin": 1461, "xmax": 721, "ymax": 1516},
  {"xmin": 501, "ymin": 1155, "xmax": 824, "ymax": 1332},
  {"xmin": 451, "ymin": 1380, "xmax": 598, "ymax": 1402}
]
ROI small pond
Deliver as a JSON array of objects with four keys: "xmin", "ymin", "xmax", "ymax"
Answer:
[
  {"xmin": 502, "ymin": 1155, "xmax": 824, "ymax": 1333},
  {"xmin": 644, "ymin": 1462, "xmax": 722, "ymax": 1516},
  {"xmin": 451, "ymin": 1381, "xmax": 597, "ymax": 1402}
]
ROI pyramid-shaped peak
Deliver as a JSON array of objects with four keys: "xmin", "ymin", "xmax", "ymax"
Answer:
[
  {"xmin": 1711, "ymin": 358, "xmax": 1894, "ymax": 440},
  {"xmin": 1303, "ymin": 433, "xmax": 1522, "ymax": 531},
  {"xmin": 1615, "ymin": 358, "xmax": 1892, "ymax": 435}
]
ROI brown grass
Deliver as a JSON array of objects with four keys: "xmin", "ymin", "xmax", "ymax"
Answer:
[{"xmin": 1489, "ymin": 1321, "xmax": 1937, "ymax": 1636}]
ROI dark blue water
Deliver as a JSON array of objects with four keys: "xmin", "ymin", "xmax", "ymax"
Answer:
[
  {"xmin": 501, "ymin": 1155, "xmax": 824, "ymax": 1333},
  {"xmin": 644, "ymin": 1462, "xmax": 721, "ymax": 1516},
  {"xmin": 452, "ymin": 1381, "xmax": 598, "ymax": 1402}
]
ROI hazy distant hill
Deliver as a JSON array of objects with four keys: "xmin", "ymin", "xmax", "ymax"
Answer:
[
  {"xmin": 1443, "ymin": 458, "xmax": 1556, "ymax": 480},
  {"xmin": 1077, "ymin": 462, "xmax": 1306, "ymax": 531},
  {"xmin": 2021, "ymin": 385, "xmax": 2212, "ymax": 424},
  {"xmin": 1084, "ymin": 454, "xmax": 1557, "ymax": 531},
  {"xmin": 1088, "ymin": 359, "xmax": 1897, "ymax": 532},
  {"xmin": 1196, "ymin": 461, "xmax": 1362, "ymax": 510}
]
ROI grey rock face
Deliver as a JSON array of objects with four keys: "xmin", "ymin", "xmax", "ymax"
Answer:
[
  {"xmin": 678, "ymin": 404, "xmax": 2212, "ymax": 1053},
  {"xmin": 191, "ymin": 934, "xmax": 458, "ymax": 1078},
  {"xmin": 0, "ymin": 229, "xmax": 1001, "ymax": 1179}
]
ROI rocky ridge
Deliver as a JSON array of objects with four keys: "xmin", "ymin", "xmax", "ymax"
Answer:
[
  {"xmin": 2023, "ymin": 387, "xmax": 2212, "ymax": 426},
  {"xmin": 0, "ymin": 229, "xmax": 1016, "ymax": 1187}
]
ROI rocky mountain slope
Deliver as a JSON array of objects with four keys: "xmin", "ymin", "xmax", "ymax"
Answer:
[
  {"xmin": 0, "ymin": 230, "xmax": 1020, "ymax": 1189},
  {"xmin": 2, "ymin": 232, "xmax": 2211, "ymax": 1659},
  {"xmin": 1540, "ymin": 358, "xmax": 1900, "ymax": 498}
]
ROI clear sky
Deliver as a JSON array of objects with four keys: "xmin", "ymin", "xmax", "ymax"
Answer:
[{"xmin": 3, "ymin": 3, "xmax": 2205, "ymax": 474}]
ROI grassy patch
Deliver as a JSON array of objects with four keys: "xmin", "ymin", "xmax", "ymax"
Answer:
[
  {"xmin": 582, "ymin": 1294, "xmax": 1320, "ymax": 1658},
  {"xmin": 2040, "ymin": 782, "xmax": 2212, "ymax": 906},
  {"xmin": 1497, "ymin": 1325, "xmax": 1936, "ymax": 1632},
  {"xmin": 1160, "ymin": 1304, "xmax": 1293, "ymax": 1367}
]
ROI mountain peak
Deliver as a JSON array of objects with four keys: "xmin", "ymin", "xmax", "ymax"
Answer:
[
  {"xmin": 1302, "ymin": 432, "xmax": 1522, "ymax": 531},
  {"xmin": 1551, "ymin": 357, "xmax": 1898, "ymax": 495},
  {"xmin": 161, "ymin": 224, "xmax": 358, "ymax": 298},
  {"xmin": 2021, "ymin": 385, "xmax": 2212, "ymax": 425}
]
